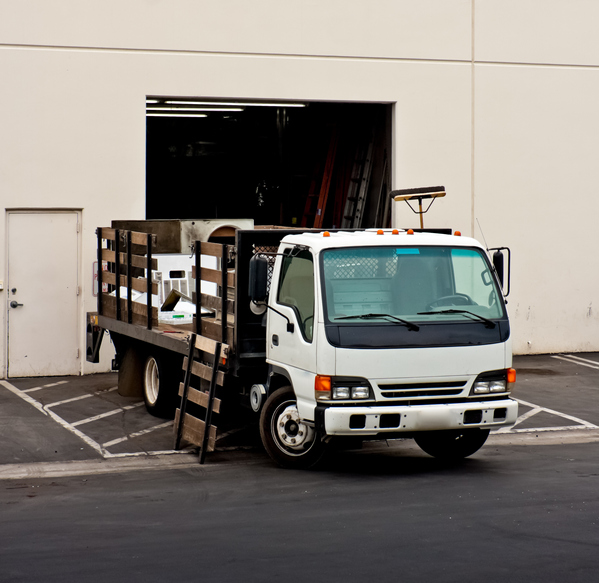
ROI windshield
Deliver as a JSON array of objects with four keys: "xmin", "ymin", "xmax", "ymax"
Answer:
[{"xmin": 321, "ymin": 246, "xmax": 505, "ymax": 325}]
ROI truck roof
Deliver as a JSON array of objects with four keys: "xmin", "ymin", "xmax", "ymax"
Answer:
[{"xmin": 280, "ymin": 229, "xmax": 485, "ymax": 252}]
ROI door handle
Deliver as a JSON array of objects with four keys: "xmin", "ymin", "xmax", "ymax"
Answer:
[
  {"xmin": 272, "ymin": 334, "xmax": 279, "ymax": 346},
  {"xmin": 10, "ymin": 301, "xmax": 23, "ymax": 308}
]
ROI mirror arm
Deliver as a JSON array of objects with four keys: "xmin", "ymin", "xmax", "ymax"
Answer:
[{"xmin": 252, "ymin": 301, "xmax": 294, "ymax": 333}]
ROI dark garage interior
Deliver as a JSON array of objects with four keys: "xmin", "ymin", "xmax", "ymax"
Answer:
[{"xmin": 146, "ymin": 99, "xmax": 392, "ymax": 229}]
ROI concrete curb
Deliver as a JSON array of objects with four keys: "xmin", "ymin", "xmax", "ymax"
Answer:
[
  {"xmin": 3, "ymin": 428, "xmax": 599, "ymax": 480},
  {"xmin": 0, "ymin": 452, "xmax": 201, "ymax": 481}
]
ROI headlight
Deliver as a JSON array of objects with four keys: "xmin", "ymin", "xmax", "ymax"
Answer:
[
  {"xmin": 470, "ymin": 369, "xmax": 515, "ymax": 395},
  {"xmin": 473, "ymin": 381, "xmax": 490, "ymax": 394},
  {"xmin": 473, "ymin": 379, "xmax": 506, "ymax": 394},
  {"xmin": 315, "ymin": 376, "xmax": 372, "ymax": 401},
  {"xmin": 351, "ymin": 386, "xmax": 370, "ymax": 399},
  {"xmin": 333, "ymin": 386, "xmax": 351, "ymax": 399}
]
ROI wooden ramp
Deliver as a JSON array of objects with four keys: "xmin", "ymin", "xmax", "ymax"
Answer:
[{"xmin": 173, "ymin": 333, "xmax": 228, "ymax": 463}]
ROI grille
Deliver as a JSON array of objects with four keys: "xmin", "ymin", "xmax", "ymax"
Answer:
[{"xmin": 378, "ymin": 380, "xmax": 467, "ymax": 400}]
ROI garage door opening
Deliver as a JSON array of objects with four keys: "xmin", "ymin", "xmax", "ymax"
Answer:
[{"xmin": 146, "ymin": 99, "xmax": 391, "ymax": 229}]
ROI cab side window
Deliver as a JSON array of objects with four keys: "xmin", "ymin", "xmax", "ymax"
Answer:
[{"xmin": 277, "ymin": 250, "xmax": 314, "ymax": 342}]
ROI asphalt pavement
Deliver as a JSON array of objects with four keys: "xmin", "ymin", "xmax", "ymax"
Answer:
[{"xmin": 2, "ymin": 353, "xmax": 599, "ymax": 583}]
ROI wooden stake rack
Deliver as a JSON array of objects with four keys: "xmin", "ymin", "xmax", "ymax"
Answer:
[
  {"xmin": 96, "ymin": 227, "xmax": 158, "ymax": 328},
  {"xmin": 192, "ymin": 241, "xmax": 235, "ymax": 347},
  {"xmin": 174, "ymin": 333, "xmax": 228, "ymax": 463}
]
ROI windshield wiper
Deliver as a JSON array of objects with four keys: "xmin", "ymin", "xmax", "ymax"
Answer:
[
  {"xmin": 335, "ymin": 313, "xmax": 419, "ymax": 331},
  {"xmin": 417, "ymin": 309, "xmax": 496, "ymax": 328}
]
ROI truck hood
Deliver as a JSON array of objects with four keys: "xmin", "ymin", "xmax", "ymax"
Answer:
[{"xmin": 334, "ymin": 343, "xmax": 507, "ymax": 380}]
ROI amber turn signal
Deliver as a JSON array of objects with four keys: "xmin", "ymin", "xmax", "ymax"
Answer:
[{"xmin": 314, "ymin": 375, "xmax": 332, "ymax": 401}]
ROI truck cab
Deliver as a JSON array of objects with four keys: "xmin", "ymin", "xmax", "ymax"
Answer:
[{"xmin": 255, "ymin": 228, "xmax": 518, "ymax": 467}]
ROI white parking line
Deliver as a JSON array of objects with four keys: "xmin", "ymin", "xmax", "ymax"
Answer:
[
  {"xmin": 23, "ymin": 380, "xmax": 69, "ymax": 393},
  {"xmin": 102, "ymin": 421, "xmax": 173, "ymax": 448},
  {"xmin": 71, "ymin": 402, "xmax": 144, "ymax": 427},
  {"xmin": 45, "ymin": 393, "xmax": 93, "ymax": 408},
  {"xmin": 44, "ymin": 386, "xmax": 118, "ymax": 410},
  {"xmin": 551, "ymin": 354, "xmax": 599, "ymax": 370},
  {"xmin": 564, "ymin": 354, "xmax": 599, "ymax": 365},
  {"xmin": 495, "ymin": 397, "xmax": 599, "ymax": 434}
]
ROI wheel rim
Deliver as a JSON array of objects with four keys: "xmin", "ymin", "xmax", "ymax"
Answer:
[
  {"xmin": 270, "ymin": 399, "xmax": 316, "ymax": 457},
  {"xmin": 144, "ymin": 357, "xmax": 159, "ymax": 406}
]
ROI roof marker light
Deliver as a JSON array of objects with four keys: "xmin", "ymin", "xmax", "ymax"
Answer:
[
  {"xmin": 377, "ymin": 229, "xmax": 384, "ymax": 235},
  {"xmin": 454, "ymin": 231, "xmax": 462, "ymax": 236},
  {"xmin": 392, "ymin": 229, "xmax": 399, "ymax": 235},
  {"xmin": 407, "ymin": 229, "xmax": 414, "ymax": 235},
  {"xmin": 323, "ymin": 231, "xmax": 330, "ymax": 237}
]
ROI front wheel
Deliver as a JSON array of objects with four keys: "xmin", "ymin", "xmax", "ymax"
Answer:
[
  {"xmin": 414, "ymin": 429, "xmax": 490, "ymax": 460},
  {"xmin": 259, "ymin": 386, "xmax": 325, "ymax": 469}
]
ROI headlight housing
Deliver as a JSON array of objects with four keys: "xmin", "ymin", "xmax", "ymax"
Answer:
[
  {"xmin": 315, "ymin": 376, "xmax": 373, "ymax": 402},
  {"xmin": 470, "ymin": 368, "xmax": 516, "ymax": 395}
]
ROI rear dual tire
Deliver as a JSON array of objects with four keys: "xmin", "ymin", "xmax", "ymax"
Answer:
[{"xmin": 142, "ymin": 352, "xmax": 179, "ymax": 419}]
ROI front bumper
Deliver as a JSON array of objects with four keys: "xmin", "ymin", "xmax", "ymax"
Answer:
[{"xmin": 317, "ymin": 398, "xmax": 518, "ymax": 436}]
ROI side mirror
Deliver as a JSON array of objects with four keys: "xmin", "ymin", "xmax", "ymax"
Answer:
[
  {"xmin": 493, "ymin": 251, "xmax": 504, "ymax": 287},
  {"xmin": 490, "ymin": 247, "xmax": 511, "ymax": 296},
  {"xmin": 249, "ymin": 255, "xmax": 268, "ymax": 304}
]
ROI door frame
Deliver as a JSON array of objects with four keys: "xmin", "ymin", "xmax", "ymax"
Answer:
[{"xmin": 5, "ymin": 208, "xmax": 83, "ymax": 378}]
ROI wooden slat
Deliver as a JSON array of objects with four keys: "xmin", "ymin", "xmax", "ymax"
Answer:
[
  {"xmin": 174, "ymin": 410, "xmax": 216, "ymax": 452},
  {"xmin": 101, "ymin": 294, "xmax": 158, "ymax": 326},
  {"xmin": 199, "ymin": 241, "xmax": 224, "ymax": 258},
  {"xmin": 99, "ymin": 228, "xmax": 156, "ymax": 248},
  {"xmin": 194, "ymin": 334, "xmax": 229, "ymax": 361},
  {"xmin": 99, "ymin": 227, "xmax": 116, "ymax": 241},
  {"xmin": 182, "ymin": 357, "xmax": 225, "ymax": 386},
  {"xmin": 198, "ymin": 292, "xmax": 235, "ymax": 313},
  {"xmin": 102, "ymin": 271, "xmax": 158, "ymax": 295},
  {"xmin": 130, "ymin": 230, "xmax": 157, "ymax": 247},
  {"xmin": 200, "ymin": 318, "xmax": 234, "ymax": 346},
  {"xmin": 195, "ymin": 267, "xmax": 235, "ymax": 288},
  {"xmin": 101, "ymin": 248, "xmax": 157, "ymax": 270},
  {"xmin": 178, "ymin": 383, "xmax": 221, "ymax": 414}
]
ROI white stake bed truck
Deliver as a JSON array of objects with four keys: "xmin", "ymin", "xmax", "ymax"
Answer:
[{"xmin": 87, "ymin": 220, "xmax": 517, "ymax": 468}]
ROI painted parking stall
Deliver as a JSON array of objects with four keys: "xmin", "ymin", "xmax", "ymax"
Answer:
[{"xmin": 1, "ymin": 374, "xmax": 184, "ymax": 458}]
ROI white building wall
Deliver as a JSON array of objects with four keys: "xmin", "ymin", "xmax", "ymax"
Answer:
[
  {"xmin": 473, "ymin": 1, "xmax": 599, "ymax": 353},
  {"xmin": 0, "ymin": 0, "xmax": 597, "ymax": 377}
]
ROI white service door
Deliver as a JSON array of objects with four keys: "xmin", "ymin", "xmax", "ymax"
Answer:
[{"xmin": 7, "ymin": 212, "xmax": 80, "ymax": 377}]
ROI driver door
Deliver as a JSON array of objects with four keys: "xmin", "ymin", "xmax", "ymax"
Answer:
[{"xmin": 267, "ymin": 248, "xmax": 317, "ymax": 388}]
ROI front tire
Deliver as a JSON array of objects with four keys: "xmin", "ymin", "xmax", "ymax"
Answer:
[
  {"xmin": 142, "ymin": 352, "xmax": 179, "ymax": 418},
  {"xmin": 259, "ymin": 386, "xmax": 325, "ymax": 469},
  {"xmin": 414, "ymin": 429, "xmax": 490, "ymax": 460}
]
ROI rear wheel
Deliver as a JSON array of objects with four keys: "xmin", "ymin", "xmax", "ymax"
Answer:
[
  {"xmin": 259, "ymin": 386, "xmax": 325, "ymax": 469},
  {"xmin": 142, "ymin": 352, "xmax": 179, "ymax": 418},
  {"xmin": 414, "ymin": 429, "xmax": 490, "ymax": 460}
]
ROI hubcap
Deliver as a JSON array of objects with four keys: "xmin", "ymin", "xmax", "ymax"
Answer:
[{"xmin": 272, "ymin": 401, "xmax": 315, "ymax": 454}]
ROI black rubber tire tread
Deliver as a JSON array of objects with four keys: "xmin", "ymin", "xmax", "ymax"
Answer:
[
  {"xmin": 142, "ymin": 351, "xmax": 180, "ymax": 419},
  {"xmin": 414, "ymin": 428, "xmax": 490, "ymax": 460},
  {"xmin": 259, "ymin": 386, "xmax": 325, "ymax": 469}
]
